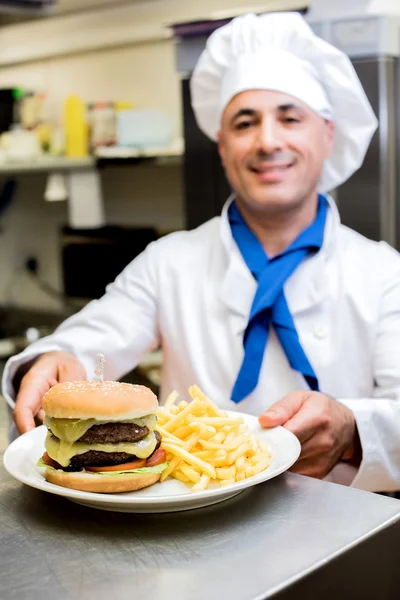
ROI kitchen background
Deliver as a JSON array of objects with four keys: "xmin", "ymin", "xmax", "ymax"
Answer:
[
  {"xmin": 0, "ymin": 0, "xmax": 399, "ymax": 387},
  {"xmin": 0, "ymin": 0, "xmax": 304, "ymax": 385},
  {"xmin": 0, "ymin": 0, "xmax": 303, "ymax": 308}
]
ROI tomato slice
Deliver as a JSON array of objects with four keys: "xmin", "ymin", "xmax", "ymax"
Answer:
[
  {"xmin": 84, "ymin": 448, "xmax": 166, "ymax": 472},
  {"xmin": 41, "ymin": 452, "xmax": 62, "ymax": 469},
  {"xmin": 85, "ymin": 458, "xmax": 146, "ymax": 472},
  {"xmin": 146, "ymin": 447, "xmax": 167, "ymax": 467}
]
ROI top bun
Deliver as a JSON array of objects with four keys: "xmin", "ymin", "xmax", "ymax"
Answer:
[{"xmin": 42, "ymin": 380, "xmax": 158, "ymax": 421}]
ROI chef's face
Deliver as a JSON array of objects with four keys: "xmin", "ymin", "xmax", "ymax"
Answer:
[{"xmin": 218, "ymin": 90, "xmax": 334, "ymax": 217}]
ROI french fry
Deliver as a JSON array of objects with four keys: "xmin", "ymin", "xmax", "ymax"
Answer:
[
  {"xmin": 199, "ymin": 436, "xmax": 244, "ymax": 452},
  {"xmin": 214, "ymin": 455, "xmax": 230, "ymax": 467},
  {"xmin": 156, "ymin": 409, "xmax": 175, "ymax": 425},
  {"xmin": 164, "ymin": 390, "xmax": 179, "ymax": 411},
  {"xmin": 229, "ymin": 443, "xmax": 251, "ymax": 465},
  {"xmin": 161, "ymin": 432, "xmax": 199, "ymax": 482},
  {"xmin": 246, "ymin": 455, "xmax": 272, "ymax": 477},
  {"xmin": 215, "ymin": 466, "xmax": 236, "ymax": 480},
  {"xmin": 188, "ymin": 385, "xmax": 221, "ymax": 416},
  {"xmin": 162, "ymin": 398, "xmax": 203, "ymax": 433},
  {"xmin": 171, "ymin": 470, "xmax": 191, "ymax": 484},
  {"xmin": 157, "ymin": 385, "xmax": 272, "ymax": 491},
  {"xmin": 236, "ymin": 456, "xmax": 245, "ymax": 470},
  {"xmin": 220, "ymin": 479, "xmax": 236, "ymax": 487},
  {"xmin": 188, "ymin": 417, "xmax": 243, "ymax": 427},
  {"xmin": 246, "ymin": 446, "xmax": 258, "ymax": 458},
  {"xmin": 192, "ymin": 474, "xmax": 211, "ymax": 491},
  {"xmin": 162, "ymin": 437, "xmax": 186, "ymax": 447},
  {"xmin": 156, "ymin": 425, "xmax": 185, "ymax": 445},
  {"xmin": 193, "ymin": 450, "xmax": 216, "ymax": 460},
  {"xmin": 162, "ymin": 443, "xmax": 216, "ymax": 479},
  {"xmin": 172, "ymin": 425, "xmax": 193, "ymax": 440},
  {"xmin": 179, "ymin": 463, "xmax": 201, "ymax": 483},
  {"xmin": 210, "ymin": 431, "xmax": 226, "ymax": 444},
  {"xmin": 203, "ymin": 427, "xmax": 218, "ymax": 439},
  {"xmin": 216, "ymin": 449, "xmax": 227, "ymax": 457},
  {"xmin": 161, "ymin": 455, "xmax": 181, "ymax": 482},
  {"xmin": 183, "ymin": 432, "xmax": 200, "ymax": 449},
  {"xmin": 224, "ymin": 431, "xmax": 235, "ymax": 445}
]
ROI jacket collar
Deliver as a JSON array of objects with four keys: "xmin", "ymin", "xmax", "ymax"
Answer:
[{"xmin": 218, "ymin": 194, "xmax": 340, "ymax": 330}]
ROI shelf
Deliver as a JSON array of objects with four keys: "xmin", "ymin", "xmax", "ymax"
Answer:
[
  {"xmin": 0, "ymin": 156, "xmax": 95, "ymax": 175},
  {"xmin": 94, "ymin": 141, "xmax": 184, "ymax": 165},
  {"xmin": 0, "ymin": 143, "xmax": 184, "ymax": 175}
]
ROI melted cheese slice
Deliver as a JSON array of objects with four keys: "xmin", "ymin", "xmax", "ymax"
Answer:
[{"xmin": 45, "ymin": 430, "xmax": 157, "ymax": 467}]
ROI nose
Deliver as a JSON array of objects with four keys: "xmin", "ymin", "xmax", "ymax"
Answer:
[{"xmin": 256, "ymin": 116, "xmax": 284, "ymax": 154}]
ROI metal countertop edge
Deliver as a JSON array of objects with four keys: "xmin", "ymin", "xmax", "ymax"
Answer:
[{"xmin": 252, "ymin": 507, "xmax": 400, "ymax": 600}]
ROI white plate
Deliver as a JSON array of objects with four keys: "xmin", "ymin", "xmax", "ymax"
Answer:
[{"xmin": 3, "ymin": 412, "xmax": 300, "ymax": 513}]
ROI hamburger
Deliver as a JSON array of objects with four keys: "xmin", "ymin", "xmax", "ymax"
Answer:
[{"xmin": 38, "ymin": 380, "xmax": 167, "ymax": 493}]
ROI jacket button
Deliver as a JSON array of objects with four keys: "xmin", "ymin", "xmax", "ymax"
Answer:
[{"xmin": 314, "ymin": 325, "xmax": 328, "ymax": 339}]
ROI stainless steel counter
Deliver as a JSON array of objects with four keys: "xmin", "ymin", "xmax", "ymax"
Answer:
[{"xmin": 1, "ymin": 397, "xmax": 400, "ymax": 600}]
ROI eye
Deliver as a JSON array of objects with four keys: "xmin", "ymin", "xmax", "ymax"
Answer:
[
  {"xmin": 235, "ymin": 120, "xmax": 253, "ymax": 131},
  {"xmin": 283, "ymin": 117, "xmax": 300, "ymax": 124}
]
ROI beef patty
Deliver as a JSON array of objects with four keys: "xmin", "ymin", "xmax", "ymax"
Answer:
[
  {"xmin": 66, "ymin": 430, "xmax": 162, "ymax": 471},
  {"xmin": 78, "ymin": 422, "xmax": 149, "ymax": 445}
]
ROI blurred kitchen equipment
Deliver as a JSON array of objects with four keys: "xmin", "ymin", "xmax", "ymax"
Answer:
[
  {"xmin": 61, "ymin": 225, "xmax": 158, "ymax": 299},
  {"xmin": 0, "ymin": 88, "xmax": 21, "ymax": 135},
  {"xmin": 67, "ymin": 169, "xmax": 104, "ymax": 228},
  {"xmin": 116, "ymin": 109, "xmax": 173, "ymax": 148},
  {"xmin": 44, "ymin": 172, "xmax": 68, "ymax": 202},
  {"xmin": 0, "ymin": 305, "xmax": 58, "ymax": 360},
  {"xmin": 0, "ymin": 127, "xmax": 41, "ymax": 161},
  {"xmin": 0, "ymin": 0, "xmax": 56, "ymax": 14}
]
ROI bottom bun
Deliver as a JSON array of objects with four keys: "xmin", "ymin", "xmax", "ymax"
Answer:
[{"xmin": 44, "ymin": 468, "xmax": 161, "ymax": 494}]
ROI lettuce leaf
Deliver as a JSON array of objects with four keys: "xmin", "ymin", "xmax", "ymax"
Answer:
[
  {"xmin": 37, "ymin": 457, "xmax": 168, "ymax": 476},
  {"xmin": 94, "ymin": 463, "xmax": 168, "ymax": 476}
]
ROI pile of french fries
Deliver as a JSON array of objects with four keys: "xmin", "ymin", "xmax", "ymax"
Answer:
[{"xmin": 156, "ymin": 385, "xmax": 271, "ymax": 491}]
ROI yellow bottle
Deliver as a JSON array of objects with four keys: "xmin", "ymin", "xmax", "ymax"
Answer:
[{"xmin": 64, "ymin": 95, "xmax": 88, "ymax": 157}]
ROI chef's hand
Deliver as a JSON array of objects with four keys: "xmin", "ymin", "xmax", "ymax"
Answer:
[
  {"xmin": 13, "ymin": 351, "xmax": 86, "ymax": 435},
  {"xmin": 259, "ymin": 391, "xmax": 361, "ymax": 479}
]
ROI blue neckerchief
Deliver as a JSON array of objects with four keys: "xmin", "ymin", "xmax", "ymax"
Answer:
[{"xmin": 229, "ymin": 195, "xmax": 327, "ymax": 402}]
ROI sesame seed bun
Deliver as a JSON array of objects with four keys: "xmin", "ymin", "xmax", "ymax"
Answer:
[
  {"xmin": 44, "ymin": 467, "xmax": 161, "ymax": 493},
  {"xmin": 42, "ymin": 380, "xmax": 158, "ymax": 421}
]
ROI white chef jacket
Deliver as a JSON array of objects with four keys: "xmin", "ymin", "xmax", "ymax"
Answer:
[{"xmin": 3, "ymin": 196, "xmax": 400, "ymax": 492}]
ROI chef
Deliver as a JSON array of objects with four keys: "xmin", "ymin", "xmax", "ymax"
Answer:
[{"xmin": 3, "ymin": 12, "xmax": 400, "ymax": 491}]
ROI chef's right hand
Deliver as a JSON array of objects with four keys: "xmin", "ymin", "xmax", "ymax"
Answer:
[{"xmin": 13, "ymin": 351, "xmax": 86, "ymax": 435}]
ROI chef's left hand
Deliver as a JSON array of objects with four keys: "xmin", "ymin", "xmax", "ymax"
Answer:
[{"xmin": 259, "ymin": 391, "xmax": 361, "ymax": 479}]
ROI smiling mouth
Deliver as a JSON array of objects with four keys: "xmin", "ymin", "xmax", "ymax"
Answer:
[
  {"xmin": 249, "ymin": 162, "xmax": 294, "ymax": 183},
  {"xmin": 250, "ymin": 162, "xmax": 294, "ymax": 174}
]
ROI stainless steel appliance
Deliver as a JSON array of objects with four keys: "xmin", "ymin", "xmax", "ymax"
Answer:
[{"xmin": 307, "ymin": 13, "xmax": 400, "ymax": 248}]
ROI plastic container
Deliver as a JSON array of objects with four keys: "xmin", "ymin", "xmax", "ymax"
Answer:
[
  {"xmin": 1, "ymin": 127, "xmax": 41, "ymax": 162},
  {"xmin": 116, "ymin": 109, "xmax": 173, "ymax": 148},
  {"xmin": 64, "ymin": 95, "xmax": 88, "ymax": 157},
  {"xmin": 90, "ymin": 102, "xmax": 116, "ymax": 148}
]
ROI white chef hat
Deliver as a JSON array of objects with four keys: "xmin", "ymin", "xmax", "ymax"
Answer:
[{"xmin": 190, "ymin": 12, "xmax": 378, "ymax": 192}]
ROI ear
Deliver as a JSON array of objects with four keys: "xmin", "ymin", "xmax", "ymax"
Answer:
[
  {"xmin": 324, "ymin": 120, "xmax": 335, "ymax": 158},
  {"xmin": 217, "ymin": 129, "xmax": 226, "ymax": 166}
]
